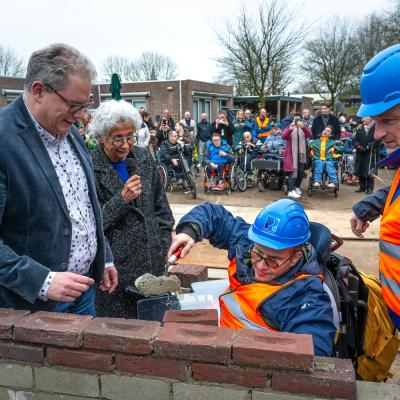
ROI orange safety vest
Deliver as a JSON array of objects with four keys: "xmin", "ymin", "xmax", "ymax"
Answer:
[
  {"xmin": 219, "ymin": 258, "xmax": 322, "ymax": 330},
  {"xmin": 379, "ymin": 168, "xmax": 400, "ymax": 318},
  {"xmin": 255, "ymin": 116, "xmax": 270, "ymax": 139}
]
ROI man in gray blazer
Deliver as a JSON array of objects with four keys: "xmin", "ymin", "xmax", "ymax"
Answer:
[{"xmin": 0, "ymin": 43, "xmax": 117, "ymax": 315}]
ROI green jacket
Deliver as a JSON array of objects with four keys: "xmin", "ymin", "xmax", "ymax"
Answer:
[{"xmin": 310, "ymin": 137, "xmax": 343, "ymax": 160}]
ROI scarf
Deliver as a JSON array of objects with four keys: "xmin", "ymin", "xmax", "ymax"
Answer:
[{"xmin": 291, "ymin": 127, "xmax": 307, "ymax": 178}]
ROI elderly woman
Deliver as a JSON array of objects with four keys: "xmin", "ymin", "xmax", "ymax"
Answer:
[{"xmin": 89, "ymin": 100, "xmax": 174, "ymax": 318}]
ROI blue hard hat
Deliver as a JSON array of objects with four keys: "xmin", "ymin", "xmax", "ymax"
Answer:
[
  {"xmin": 248, "ymin": 199, "xmax": 310, "ymax": 250},
  {"xmin": 358, "ymin": 44, "xmax": 400, "ymax": 117}
]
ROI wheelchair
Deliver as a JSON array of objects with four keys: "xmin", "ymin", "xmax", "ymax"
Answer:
[
  {"xmin": 307, "ymin": 158, "xmax": 340, "ymax": 197},
  {"xmin": 203, "ymin": 162, "xmax": 233, "ymax": 195},
  {"xmin": 230, "ymin": 147, "xmax": 259, "ymax": 192},
  {"xmin": 252, "ymin": 154, "xmax": 288, "ymax": 194},
  {"xmin": 340, "ymin": 154, "xmax": 356, "ymax": 185},
  {"xmin": 162, "ymin": 143, "xmax": 197, "ymax": 199}
]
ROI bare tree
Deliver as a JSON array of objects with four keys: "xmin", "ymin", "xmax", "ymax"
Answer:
[
  {"xmin": 102, "ymin": 56, "xmax": 139, "ymax": 82},
  {"xmin": 302, "ymin": 18, "xmax": 357, "ymax": 109},
  {"xmin": 0, "ymin": 45, "xmax": 25, "ymax": 77},
  {"xmin": 383, "ymin": 0, "xmax": 400, "ymax": 45},
  {"xmin": 134, "ymin": 52, "xmax": 178, "ymax": 81},
  {"xmin": 215, "ymin": 0, "xmax": 307, "ymax": 107}
]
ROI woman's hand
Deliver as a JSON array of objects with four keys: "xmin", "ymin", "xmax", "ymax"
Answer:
[
  {"xmin": 167, "ymin": 233, "xmax": 195, "ymax": 259},
  {"xmin": 121, "ymin": 175, "xmax": 142, "ymax": 203}
]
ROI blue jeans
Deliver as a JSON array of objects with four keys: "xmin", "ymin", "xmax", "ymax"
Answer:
[
  {"xmin": 54, "ymin": 286, "xmax": 96, "ymax": 316},
  {"xmin": 314, "ymin": 159, "xmax": 338, "ymax": 184}
]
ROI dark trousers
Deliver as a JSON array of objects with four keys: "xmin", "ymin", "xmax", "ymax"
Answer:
[
  {"xmin": 288, "ymin": 163, "xmax": 305, "ymax": 191},
  {"xmin": 358, "ymin": 176, "xmax": 374, "ymax": 191}
]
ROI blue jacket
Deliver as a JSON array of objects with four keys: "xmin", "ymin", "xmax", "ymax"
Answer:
[
  {"xmin": 204, "ymin": 140, "xmax": 234, "ymax": 165},
  {"xmin": 262, "ymin": 134, "xmax": 286, "ymax": 154},
  {"xmin": 197, "ymin": 120, "xmax": 213, "ymax": 142},
  {"xmin": 177, "ymin": 203, "xmax": 336, "ymax": 356},
  {"xmin": 0, "ymin": 95, "xmax": 112, "ymax": 311}
]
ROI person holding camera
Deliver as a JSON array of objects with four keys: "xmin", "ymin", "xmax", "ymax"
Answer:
[
  {"xmin": 156, "ymin": 116, "xmax": 171, "ymax": 145},
  {"xmin": 282, "ymin": 118, "xmax": 312, "ymax": 199},
  {"xmin": 212, "ymin": 112, "xmax": 234, "ymax": 146}
]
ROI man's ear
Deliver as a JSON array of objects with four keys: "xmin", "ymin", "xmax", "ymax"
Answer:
[{"xmin": 30, "ymin": 81, "xmax": 46, "ymax": 102}]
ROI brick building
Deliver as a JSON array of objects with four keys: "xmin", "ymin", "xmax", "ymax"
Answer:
[{"xmin": 0, "ymin": 76, "xmax": 233, "ymax": 123}]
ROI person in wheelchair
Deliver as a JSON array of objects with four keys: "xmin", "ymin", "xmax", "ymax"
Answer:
[
  {"xmin": 310, "ymin": 125, "xmax": 343, "ymax": 189},
  {"xmin": 168, "ymin": 199, "xmax": 336, "ymax": 356},
  {"xmin": 204, "ymin": 133, "xmax": 235, "ymax": 190},
  {"xmin": 260, "ymin": 124, "xmax": 285, "ymax": 158},
  {"xmin": 159, "ymin": 130, "xmax": 191, "ymax": 184},
  {"xmin": 235, "ymin": 131, "xmax": 260, "ymax": 173}
]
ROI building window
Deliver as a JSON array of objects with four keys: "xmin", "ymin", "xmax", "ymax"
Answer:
[
  {"xmin": 193, "ymin": 98, "xmax": 211, "ymax": 122},
  {"xmin": 217, "ymin": 99, "xmax": 228, "ymax": 112}
]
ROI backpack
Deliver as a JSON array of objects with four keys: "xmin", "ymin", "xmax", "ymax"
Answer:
[{"xmin": 309, "ymin": 222, "xmax": 400, "ymax": 382}]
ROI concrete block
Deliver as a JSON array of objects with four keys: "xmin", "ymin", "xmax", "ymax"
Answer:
[
  {"xmin": 357, "ymin": 381, "xmax": 400, "ymax": 400},
  {"xmin": 0, "ymin": 362, "xmax": 33, "ymax": 389},
  {"xmin": 253, "ymin": 389, "xmax": 325, "ymax": 400},
  {"xmin": 34, "ymin": 366, "xmax": 99, "ymax": 397},
  {"xmin": 12, "ymin": 392, "xmax": 95, "ymax": 400},
  {"xmin": 101, "ymin": 374, "xmax": 171, "ymax": 400},
  {"xmin": 172, "ymin": 382, "xmax": 250, "ymax": 400}
]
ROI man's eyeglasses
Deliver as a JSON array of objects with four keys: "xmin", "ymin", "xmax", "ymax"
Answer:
[
  {"xmin": 44, "ymin": 83, "xmax": 93, "ymax": 114},
  {"xmin": 108, "ymin": 134, "xmax": 137, "ymax": 147},
  {"xmin": 250, "ymin": 249, "xmax": 298, "ymax": 269}
]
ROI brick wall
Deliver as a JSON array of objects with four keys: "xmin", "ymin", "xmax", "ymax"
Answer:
[{"xmin": 0, "ymin": 307, "xmax": 357, "ymax": 400}]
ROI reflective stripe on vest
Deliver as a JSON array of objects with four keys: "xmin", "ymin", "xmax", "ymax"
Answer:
[
  {"xmin": 219, "ymin": 258, "xmax": 322, "ymax": 331},
  {"xmin": 379, "ymin": 168, "xmax": 400, "ymax": 316}
]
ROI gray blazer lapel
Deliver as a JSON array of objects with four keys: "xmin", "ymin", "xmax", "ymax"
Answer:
[{"xmin": 18, "ymin": 126, "xmax": 70, "ymax": 220}]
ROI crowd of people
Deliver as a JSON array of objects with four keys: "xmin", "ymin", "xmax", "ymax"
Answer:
[{"xmin": 80, "ymin": 101, "xmax": 383, "ymax": 199}]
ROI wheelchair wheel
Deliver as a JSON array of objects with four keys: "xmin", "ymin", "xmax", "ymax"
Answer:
[
  {"xmin": 230, "ymin": 165, "xmax": 238, "ymax": 191},
  {"xmin": 308, "ymin": 187, "xmax": 313, "ymax": 196},
  {"xmin": 282, "ymin": 183, "xmax": 288, "ymax": 194},
  {"xmin": 191, "ymin": 186, "xmax": 197, "ymax": 199},
  {"xmin": 257, "ymin": 181, "xmax": 265, "ymax": 192},
  {"xmin": 167, "ymin": 183, "xmax": 173, "ymax": 192},
  {"xmin": 236, "ymin": 169, "xmax": 247, "ymax": 192},
  {"xmin": 157, "ymin": 164, "xmax": 168, "ymax": 190}
]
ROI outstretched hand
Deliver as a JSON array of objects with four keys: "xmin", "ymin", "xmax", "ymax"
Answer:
[
  {"xmin": 350, "ymin": 213, "xmax": 370, "ymax": 239},
  {"xmin": 167, "ymin": 233, "xmax": 195, "ymax": 259}
]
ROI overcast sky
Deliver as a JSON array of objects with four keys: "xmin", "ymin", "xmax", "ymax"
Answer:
[{"xmin": 1, "ymin": 0, "xmax": 391, "ymax": 83}]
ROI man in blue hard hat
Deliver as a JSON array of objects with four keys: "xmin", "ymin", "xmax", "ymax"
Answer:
[
  {"xmin": 168, "ymin": 199, "xmax": 336, "ymax": 356},
  {"xmin": 350, "ymin": 44, "xmax": 400, "ymax": 329}
]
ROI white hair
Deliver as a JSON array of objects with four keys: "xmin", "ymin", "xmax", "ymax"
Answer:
[{"xmin": 89, "ymin": 100, "xmax": 142, "ymax": 140}]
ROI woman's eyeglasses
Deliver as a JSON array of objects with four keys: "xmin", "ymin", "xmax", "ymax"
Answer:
[{"xmin": 108, "ymin": 135, "xmax": 137, "ymax": 147}]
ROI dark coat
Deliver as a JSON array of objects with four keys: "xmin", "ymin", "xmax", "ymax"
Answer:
[
  {"xmin": 0, "ymin": 95, "xmax": 111, "ymax": 311},
  {"xmin": 353, "ymin": 124, "xmax": 380, "ymax": 178},
  {"xmin": 92, "ymin": 145, "xmax": 174, "ymax": 318},
  {"xmin": 312, "ymin": 114, "xmax": 341, "ymax": 140},
  {"xmin": 211, "ymin": 122, "xmax": 234, "ymax": 145}
]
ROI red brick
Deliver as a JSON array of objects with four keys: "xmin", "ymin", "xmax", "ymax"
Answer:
[
  {"xmin": 116, "ymin": 354, "xmax": 188, "ymax": 380},
  {"xmin": 0, "ymin": 340, "xmax": 44, "ymax": 363},
  {"xmin": 232, "ymin": 329, "xmax": 314, "ymax": 370},
  {"xmin": 272, "ymin": 357, "xmax": 356, "ymax": 400},
  {"xmin": 14, "ymin": 311, "xmax": 92, "ymax": 348},
  {"xmin": 168, "ymin": 264, "xmax": 208, "ymax": 288},
  {"xmin": 84, "ymin": 317, "xmax": 160, "ymax": 355},
  {"xmin": 192, "ymin": 362, "xmax": 269, "ymax": 388},
  {"xmin": 0, "ymin": 309, "xmax": 30, "ymax": 339},
  {"xmin": 46, "ymin": 347, "xmax": 113, "ymax": 372},
  {"xmin": 163, "ymin": 310, "xmax": 218, "ymax": 326},
  {"xmin": 154, "ymin": 322, "xmax": 234, "ymax": 364}
]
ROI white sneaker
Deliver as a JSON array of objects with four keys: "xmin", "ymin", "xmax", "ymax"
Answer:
[
  {"xmin": 288, "ymin": 190, "xmax": 301, "ymax": 199},
  {"xmin": 313, "ymin": 181, "xmax": 321, "ymax": 188},
  {"xmin": 327, "ymin": 182, "xmax": 336, "ymax": 189},
  {"xmin": 294, "ymin": 187, "xmax": 302, "ymax": 195}
]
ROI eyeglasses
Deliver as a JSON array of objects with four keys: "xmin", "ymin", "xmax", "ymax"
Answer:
[
  {"xmin": 44, "ymin": 83, "xmax": 93, "ymax": 114},
  {"xmin": 250, "ymin": 248, "xmax": 298, "ymax": 269},
  {"xmin": 108, "ymin": 134, "xmax": 137, "ymax": 147}
]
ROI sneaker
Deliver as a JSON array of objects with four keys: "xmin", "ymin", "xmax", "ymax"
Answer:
[
  {"xmin": 197, "ymin": 163, "xmax": 202, "ymax": 169},
  {"xmin": 288, "ymin": 190, "xmax": 301, "ymax": 199},
  {"xmin": 346, "ymin": 175, "xmax": 353, "ymax": 184},
  {"xmin": 327, "ymin": 182, "xmax": 336, "ymax": 189},
  {"xmin": 294, "ymin": 187, "xmax": 302, "ymax": 195},
  {"xmin": 212, "ymin": 183, "xmax": 223, "ymax": 191},
  {"xmin": 313, "ymin": 181, "xmax": 321, "ymax": 188}
]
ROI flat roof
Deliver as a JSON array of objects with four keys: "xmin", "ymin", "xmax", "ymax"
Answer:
[{"xmin": 234, "ymin": 95, "xmax": 302, "ymax": 103}]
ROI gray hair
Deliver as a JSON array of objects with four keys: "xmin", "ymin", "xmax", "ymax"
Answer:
[
  {"xmin": 24, "ymin": 43, "xmax": 97, "ymax": 92},
  {"xmin": 89, "ymin": 100, "xmax": 142, "ymax": 140}
]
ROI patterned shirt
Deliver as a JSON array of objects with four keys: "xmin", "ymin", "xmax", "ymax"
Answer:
[{"xmin": 25, "ymin": 105, "xmax": 98, "ymax": 300}]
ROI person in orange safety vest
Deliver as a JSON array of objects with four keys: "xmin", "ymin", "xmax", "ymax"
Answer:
[
  {"xmin": 351, "ymin": 44, "xmax": 400, "ymax": 330},
  {"xmin": 168, "ymin": 199, "xmax": 336, "ymax": 356}
]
